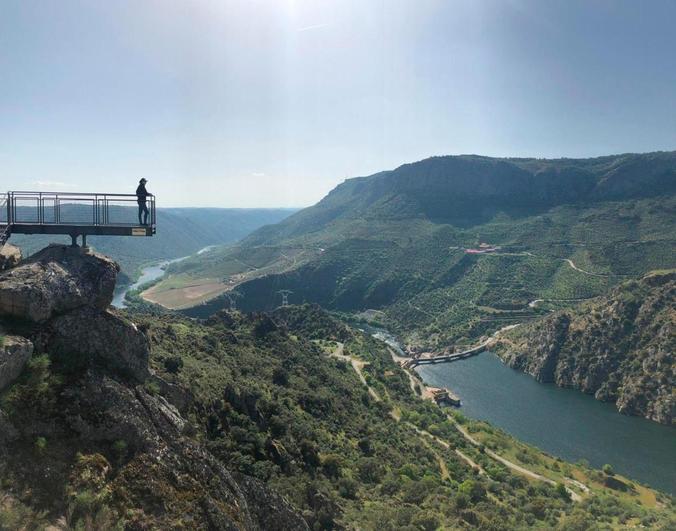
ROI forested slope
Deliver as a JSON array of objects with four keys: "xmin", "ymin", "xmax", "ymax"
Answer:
[{"xmin": 163, "ymin": 152, "xmax": 676, "ymax": 352}]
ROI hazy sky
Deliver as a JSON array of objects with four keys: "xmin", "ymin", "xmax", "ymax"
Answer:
[{"xmin": 2, "ymin": 0, "xmax": 675, "ymax": 207}]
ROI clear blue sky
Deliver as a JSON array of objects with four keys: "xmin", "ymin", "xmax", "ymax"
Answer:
[{"xmin": 2, "ymin": 0, "xmax": 675, "ymax": 207}]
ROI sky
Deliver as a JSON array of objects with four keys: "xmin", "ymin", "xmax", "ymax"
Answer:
[{"xmin": 2, "ymin": 0, "xmax": 675, "ymax": 208}]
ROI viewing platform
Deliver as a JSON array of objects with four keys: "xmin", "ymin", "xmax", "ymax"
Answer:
[{"xmin": 1, "ymin": 191, "xmax": 156, "ymax": 247}]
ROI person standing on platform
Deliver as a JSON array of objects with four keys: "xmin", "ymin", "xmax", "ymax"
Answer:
[{"xmin": 136, "ymin": 178, "xmax": 150, "ymax": 225}]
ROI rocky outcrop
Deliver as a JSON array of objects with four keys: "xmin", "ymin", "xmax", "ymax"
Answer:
[
  {"xmin": 496, "ymin": 271, "xmax": 675, "ymax": 425},
  {"xmin": 36, "ymin": 309, "xmax": 150, "ymax": 382},
  {"xmin": 0, "ymin": 244, "xmax": 148, "ymax": 382},
  {"xmin": 0, "ymin": 243, "xmax": 21, "ymax": 271},
  {"xmin": 0, "ymin": 244, "xmax": 118, "ymax": 323},
  {"xmin": 0, "ymin": 335, "xmax": 33, "ymax": 392},
  {"xmin": 1, "ymin": 368, "xmax": 308, "ymax": 529},
  {"xmin": 0, "ymin": 244, "xmax": 309, "ymax": 528}
]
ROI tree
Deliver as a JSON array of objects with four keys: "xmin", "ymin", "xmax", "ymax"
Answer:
[
  {"xmin": 322, "ymin": 454, "xmax": 343, "ymax": 478},
  {"xmin": 163, "ymin": 356, "xmax": 183, "ymax": 374},
  {"xmin": 602, "ymin": 463, "xmax": 614, "ymax": 476},
  {"xmin": 458, "ymin": 479, "xmax": 485, "ymax": 503},
  {"xmin": 555, "ymin": 483, "xmax": 570, "ymax": 501}
]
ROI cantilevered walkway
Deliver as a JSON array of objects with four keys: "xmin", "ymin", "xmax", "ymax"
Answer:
[{"xmin": 1, "ymin": 191, "xmax": 156, "ymax": 247}]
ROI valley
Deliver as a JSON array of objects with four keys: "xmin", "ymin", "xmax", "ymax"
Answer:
[
  {"xmin": 142, "ymin": 154, "xmax": 675, "ymax": 355},
  {"xmin": 4, "ymin": 152, "xmax": 672, "ymax": 529},
  {"xmin": 6, "ymin": 3, "xmax": 676, "ymax": 528},
  {"xmin": 10, "ymin": 207, "xmax": 296, "ymax": 287}
]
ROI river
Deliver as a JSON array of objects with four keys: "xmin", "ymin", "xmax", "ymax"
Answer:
[
  {"xmin": 111, "ymin": 245, "xmax": 216, "ymax": 308},
  {"xmin": 415, "ymin": 352, "xmax": 676, "ymax": 494}
]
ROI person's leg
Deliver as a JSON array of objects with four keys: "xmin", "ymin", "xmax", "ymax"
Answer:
[
  {"xmin": 142, "ymin": 203, "xmax": 149, "ymax": 225},
  {"xmin": 138, "ymin": 202, "xmax": 143, "ymax": 225}
]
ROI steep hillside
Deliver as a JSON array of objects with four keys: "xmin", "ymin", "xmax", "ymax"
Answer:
[
  {"xmin": 1, "ymin": 248, "xmax": 674, "ymax": 528},
  {"xmin": 0, "ymin": 245, "xmax": 306, "ymax": 529},
  {"xmin": 495, "ymin": 271, "xmax": 675, "ymax": 425},
  {"xmin": 151, "ymin": 152, "xmax": 676, "ymax": 352},
  {"xmin": 243, "ymin": 151, "xmax": 676, "ymax": 243},
  {"xmin": 136, "ymin": 306, "xmax": 675, "ymax": 528}
]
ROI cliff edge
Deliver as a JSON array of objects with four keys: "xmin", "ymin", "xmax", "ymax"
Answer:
[{"xmin": 0, "ymin": 244, "xmax": 307, "ymax": 529}]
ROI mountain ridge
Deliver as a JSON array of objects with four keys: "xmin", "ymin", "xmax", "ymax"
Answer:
[
  {"xmin": 147, "ymin": 151, "xmax": 676, "ymax": 375},
  {"xmin": 243, "ymin": 151, "xmax": 676, "ymax": 245}
]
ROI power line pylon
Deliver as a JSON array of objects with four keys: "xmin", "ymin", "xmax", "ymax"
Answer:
[
  {"xmin": 277, "ymin": 290, "xmax": 293, "ymax": 307},
  {"xmin": 225, "ymin": 290, "xmax": 242, "ymax": 311}
]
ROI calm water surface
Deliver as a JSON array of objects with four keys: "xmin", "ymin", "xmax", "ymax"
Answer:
[{"xmin": 416, "ymin": 352, "xmax": 676, "ymax": 494}]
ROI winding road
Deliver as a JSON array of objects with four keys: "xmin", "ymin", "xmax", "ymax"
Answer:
[{"xmin": 334, "ymin": 339, "xmax": 588, "ymax": 502}]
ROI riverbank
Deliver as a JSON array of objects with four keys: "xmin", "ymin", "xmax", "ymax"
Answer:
[
  {"xmin": 417, "ymin": 352, "xmax": 676, "ymax": 495},
  {"xmin": 364, "ymin": 323, "xmax": 676, "ymax": 494},
  {"xmin": 112, "ymin": 246, "xmax": 215, "ymax": 308}
]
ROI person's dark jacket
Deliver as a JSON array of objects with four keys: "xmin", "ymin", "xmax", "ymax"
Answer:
[{"xmin": 136, "ymin": 183, "xmax": 149, "ymax": 203}]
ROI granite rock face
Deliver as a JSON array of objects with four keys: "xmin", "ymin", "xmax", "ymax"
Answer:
[
  {"xmin": 0, "ymin": 244, "xmax": 119, "ymax": 322},
  {"xmin": 0, "ymin": 244, "xmax": 147, "ymax": 382},
  {"xmin": 497, "ymin": 271, "xmax": 675, "ymax": 426},
  {"xmin": 64, "ymin": 374, "xmax": 308, "ymax": 530},
  {"xmin": 0, "ymin": 335, "xmax": 33, "ymax": 392},
  {"xmin": 0, "ymin": 243, "xmax": 21, "ymax": 271},
  {"xmin": 37, "ymin": 308, "xmax": 151, "ymax": 382}
]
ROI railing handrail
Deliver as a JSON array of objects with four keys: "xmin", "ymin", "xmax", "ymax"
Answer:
[
  {"xmin": 6, "ymin": 190, "xmax": 156, "ymax": 228},
  {"xmin": 8, "ymin": 191, "xmax": 155, "ymax": 198}
]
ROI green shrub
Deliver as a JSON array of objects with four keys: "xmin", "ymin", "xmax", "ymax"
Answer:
[
  {"xmin": 163, "ymin": 356, "xmax": 184, "ymax": 374},
  {"xmin": 337, "ymin": 477, "xmax": 358, "ymax": 499},
  {"xmin": 144, "ymin": 381, "xmax": 160, "ymax": 395},
  {"xmin": 34, "ymin": 436, "xmax": 47, "ymax": 454},
  {"xmin": 112, "ymin": 440, "xmax": 128, "ymax": 461}
]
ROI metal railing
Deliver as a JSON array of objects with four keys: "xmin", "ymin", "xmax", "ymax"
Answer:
[{"xmin": 4, "ymin": 191, "xmax": 156, "ymax": 228}]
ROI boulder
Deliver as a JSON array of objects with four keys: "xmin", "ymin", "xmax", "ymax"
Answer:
[
  {"xmin": 41, "ymin": 308, "xmax": 150, "ymax": 382},
  {"xmin": 0, "ymin": 245, "xmax": 119, "ymax": 322},
  {"xmin": 0, "ymin": 335, "xmax": 33, "ymax": 392},
  {"xmin": 0, "ymin": 243, "xmax": 21, "ymax": 271}
]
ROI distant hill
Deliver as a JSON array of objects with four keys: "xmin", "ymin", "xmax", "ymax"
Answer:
[
  {"xmin": 149, "ymin": 152, "xmax": 676, "ymax": 351},
  {"xmin": 11, "ymin": 207, "xmax": 296, "ymax": 284},
  {"xmin": 495, "ymin": 271, "xmax": 675, "ymax": 425},
  {"xmin": 244, "ymin": 151, "xmax": 676, "ymax": 243}
]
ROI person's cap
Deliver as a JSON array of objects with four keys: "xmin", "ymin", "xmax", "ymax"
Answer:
[{"xmin": 139, "ymin": 178, "xmax": 147, "ymax": 183}]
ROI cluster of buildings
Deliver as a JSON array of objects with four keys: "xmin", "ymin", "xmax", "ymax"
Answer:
[{"xmin": 465, "ymin": 242, "xmax": 501, "ymax": 254}]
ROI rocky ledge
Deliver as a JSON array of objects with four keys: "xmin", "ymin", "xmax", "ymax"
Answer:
[
  {"xmin": 0, "ymin": 334, "xmax": 33, "ymax": 392},
  {"xmin": 0, "ymin": 244, "xmax": 308, "ymax": 529},
  {"xmin": 0, "ymin": 243, "xmax": 21, "ymax": 271},
  {"xmin": 0, "ymin": 244, "xmax": 148, "ymax": 383}
]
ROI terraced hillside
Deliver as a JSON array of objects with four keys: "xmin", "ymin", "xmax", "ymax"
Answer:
[{"xmin": 145, "ymin": 152, "xmax": 676, "ymax": 351}]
